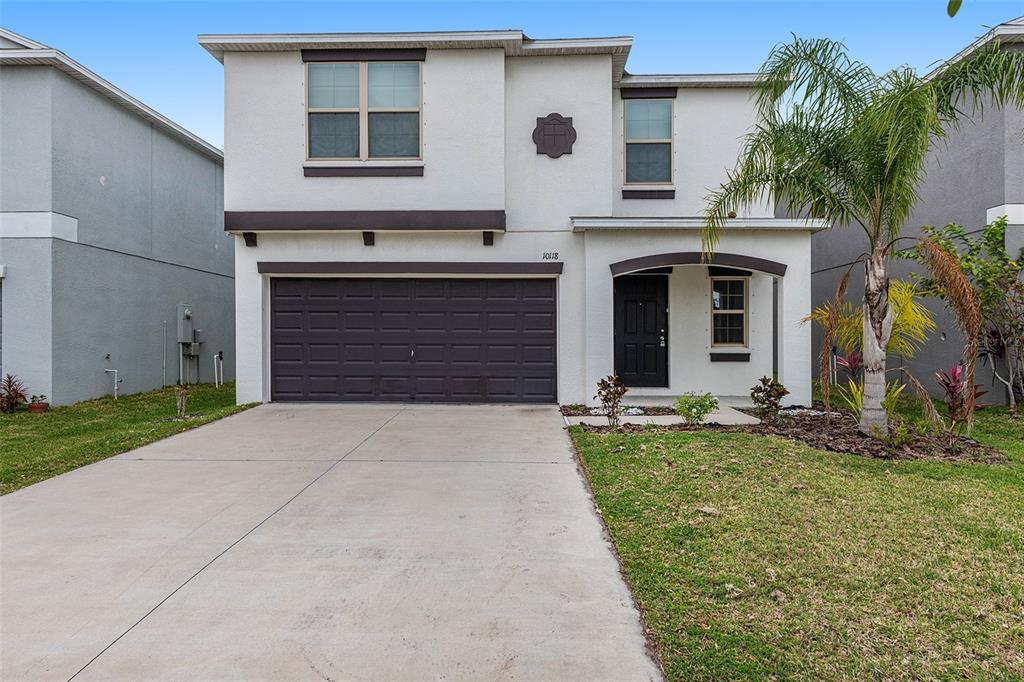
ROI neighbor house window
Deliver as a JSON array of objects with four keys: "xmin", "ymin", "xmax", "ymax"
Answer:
[
  {"xmin": 711, "ymin": 278, "xmax": 747, "ymax": 346},
  {"xmin": 624, "ymin": 99, "xmax": 672, "ymax": 183},
  {"xmin": 307, "ymin": 62, "xmax": 421, "ymax": 160}
]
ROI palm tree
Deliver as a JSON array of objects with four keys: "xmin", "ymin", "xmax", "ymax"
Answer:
[{"xmin": 704, "ymin": 37, "xmax": 1024, "ymax": 434}]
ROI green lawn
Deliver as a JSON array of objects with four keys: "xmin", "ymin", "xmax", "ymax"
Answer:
[
  {"xmin": 571, "ymin": 408, "xmax": 1024, "ymax": 680},
  {"xmin": 1, "ymin": 383, "xmax": 254, "ymax": 495}
]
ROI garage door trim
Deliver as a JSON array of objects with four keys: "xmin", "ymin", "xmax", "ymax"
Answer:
[{"xmin": 258, "ymin": 261, "xmax": 564, "ymax": 275}]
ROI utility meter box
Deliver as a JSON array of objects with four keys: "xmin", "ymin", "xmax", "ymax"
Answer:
[{"xmin": 176, "ymin": 303, "xmax": 194, "ymax": 343}]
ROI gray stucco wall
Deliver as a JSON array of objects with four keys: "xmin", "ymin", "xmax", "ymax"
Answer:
[
  {"xmin": 809, "ymin": 79, "xmax": 1022, "ymax": 401},
  {"xmin": 49, "ymin": 69, "xmax": 231, "ymax": 274},
  {"xmin": 0, "ymin": 63, "xmax": 233, "ymax": 405},
  {"xmin": 50, "ymin": 239, "xmax": 234, "ymax": 404},
  {"xmin": 0, "ymin": 238, "xmax": 54, "ymax": 398},
  {"xmin": 0, "ymin": 66, "xmax": 52, "ymax": 211}
]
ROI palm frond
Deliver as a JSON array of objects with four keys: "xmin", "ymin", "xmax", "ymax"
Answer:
[
  {"xmin": 918, "ymin": 237, "xmax": 984, "ymax": 430},
  {"xmin": 930, "ymin": 42, "xmax": 1024, "ymax": 124}
]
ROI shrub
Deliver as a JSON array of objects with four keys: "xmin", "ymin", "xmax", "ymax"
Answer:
[
  {"xmin": 750, "ymin": 376, "xmax": 789, "ymax": 423},
  {"xmin": 595, "ymin": 375, "xmax": 628, "ymax": 426},
  {"xmin": 882, "ymin": 380, "xmax": 907, "ymax": 417},
  {"xmin": 836, "ymin": 350, "xmax": 863, "ymax": 381},
  {"xmin": 935, "ymin": 365, "xmax": 988, "ymax": 430},
  {"xmin": 0, "ymin": 374, "xmax": 28, "ymax": 413},
  {"xmin": 674, "ymin": 392, "xmax": 719, "ymax": 425},
  {"xmin": 834, "ymin": 378, "xmax": 904, "ymax": 420}
]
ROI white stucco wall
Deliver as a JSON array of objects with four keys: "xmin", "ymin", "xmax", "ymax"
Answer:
[
  {"xmin": 233, "ymin": 227, "xmax": 812, "ymax": 406},
  {"xmin": 504, "ymin": 55, "xmax": 613, "ymax": 230},
  {"xmin": 611, "ymin": 87, "xmax": 773, "ymax": 218},
  {"xmin": 222, "ymin": 47, "xmax": 813, "ymax": 407},
  {"xmin": 223, "ymin": 49, "xmax": 507, "ymax": 212}
]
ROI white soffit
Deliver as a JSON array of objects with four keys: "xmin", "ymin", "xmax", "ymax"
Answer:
[
  {"xmin": 198, "ymin": 29, "xmax": 633, "ymax": 84},
  {"xmin": 570, "ymin": 216, "xmax": 830, "ymax": 232}
]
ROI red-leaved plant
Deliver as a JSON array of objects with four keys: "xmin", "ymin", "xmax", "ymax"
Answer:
[
  {"xmin": 935, "ymin": 365, "xmax": 988, "ymax": 430},
  {"xmin": 836, "ymin": 350, "xmax": 864, "ymax": 381},
  {"xmin": 0, "ymin": 373, "xmax": 28, "ymax": 413}
]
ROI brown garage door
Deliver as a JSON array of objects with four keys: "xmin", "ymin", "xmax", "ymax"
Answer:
[{"xmin": 270, "ymin": 277, "xmax": 557, "ymax": 402}]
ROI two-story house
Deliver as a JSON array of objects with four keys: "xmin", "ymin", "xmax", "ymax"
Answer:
[
  {"xmin": 1, "ymin": 28, "xmax": 234, "ymax": 404},
  {"xmin": 200, "ymin": 30, "xmax": 824, "ymax": 407}
]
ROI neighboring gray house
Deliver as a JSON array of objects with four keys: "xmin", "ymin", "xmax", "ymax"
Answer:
[
  {"xmin": 810, "ymin": 16, "xmax": 1024, "ymax": 400},
  {"xmin": 0, "ymin": 28, "xmax": 233, "ymax": 405}
]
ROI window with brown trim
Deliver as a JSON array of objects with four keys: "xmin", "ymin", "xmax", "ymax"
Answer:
[
  {"xmin": 711, "ymin": 277, "xmax": 747, "ymax": 346},
  {"xmin": 624, "ymin": 99, "xmax": 672, "ymax": 184},
  {"xmin": 307, "ymin": 61, "xmax": 421, "ymax": 160}
]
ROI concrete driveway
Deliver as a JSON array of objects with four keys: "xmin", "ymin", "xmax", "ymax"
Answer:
[{"xmin": 1, "ymin": 404, "xmax": 661, "ymax": 681}]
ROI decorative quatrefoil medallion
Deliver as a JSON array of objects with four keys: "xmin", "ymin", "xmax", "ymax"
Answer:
[{"xmin": 532, "ymin": 113, "xmax": 577, "ymax": 158}]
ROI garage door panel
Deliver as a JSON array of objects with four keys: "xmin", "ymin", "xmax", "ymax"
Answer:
[{"xmin": 270, "ymin": 278, "xmax": 556, "ymax": 402}]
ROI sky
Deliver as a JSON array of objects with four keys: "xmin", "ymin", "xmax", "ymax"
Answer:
[{"xmin": 2, "ymin": 0, "xmax": 1021, "ymax": 149}]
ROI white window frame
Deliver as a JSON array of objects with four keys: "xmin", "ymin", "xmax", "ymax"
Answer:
[
  {"xmin": 710, "ymin": 276, "xmax": 749, "ymax": 348},
  {"xmin": 305, "ymin": 61, "xmax": 423, "ymax": 162},
  {"xmin": 623, "ymin": 98, "xmax": 674, "ymax": 186}
]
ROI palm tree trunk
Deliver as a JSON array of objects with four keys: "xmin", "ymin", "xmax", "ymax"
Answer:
[{"xmin": 861, "ymin": 246, "xmax": 893, "ymax": 434}]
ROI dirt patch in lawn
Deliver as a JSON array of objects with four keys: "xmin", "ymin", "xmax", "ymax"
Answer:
[{"xmin": 579, "ymin": 412, "xmax": 1006, "ymax": 464}]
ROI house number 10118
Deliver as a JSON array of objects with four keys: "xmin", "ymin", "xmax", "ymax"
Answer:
[{"xmin": 542, "ymin": 252, "xmax": 560, "ymax": 260}]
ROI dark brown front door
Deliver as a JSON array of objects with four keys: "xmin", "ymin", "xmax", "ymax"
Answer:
[
  {"xmin": 270, "ymin": 277, "xmax": 557, "ymax": 403},
  {"xmin": 614, "ymin": 274, "xmax": 668, "ymax": 387}
]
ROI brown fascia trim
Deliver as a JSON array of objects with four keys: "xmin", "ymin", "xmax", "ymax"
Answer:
[
  {"xmin": 225, "ymin": 210, "xmax": 506, "ymax": 232},
  {"xmin": 622, "ymin": 189, "xmax": 675, "ymax": 200},
  {"xmin": 303, "ymin": 166, "xmax": 424, "ymax": 177},
  {"xmin": 257, "ymin": 261, "xmax": 564, "ymax": 275},
  {"xmin": 610, "ymin": 251, "xmax": 787, "ymax": 278},
  {"xmin": 301, "ymin": 48, "xmax": 427, "ymax": 62},
  {"xmin": 620, "ymin": 86, "xmax": 678, "ymax": 100}
]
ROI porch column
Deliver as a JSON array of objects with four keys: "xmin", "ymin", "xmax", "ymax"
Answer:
[
  {"xmin": 584, "ymin": 259, "xmax": 616, "ymax": 406},
  {"xmin": 776, "ymin": 272, "xmax": 813, "ymax": 406}
]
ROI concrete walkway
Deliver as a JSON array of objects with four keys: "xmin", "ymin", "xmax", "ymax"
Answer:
[{"xmin": 1, "ymin": 404, "xmax": 661, "ymax": 681}]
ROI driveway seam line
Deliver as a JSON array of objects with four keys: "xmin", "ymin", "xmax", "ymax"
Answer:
[{"xmin": 65, "ymin": 408, "xmax": 406, "ymax": 682}]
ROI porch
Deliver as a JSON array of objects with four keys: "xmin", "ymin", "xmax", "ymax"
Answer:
[{"xmin": 573, "ymin": 220, "xmax": 817, "ymax": 408}]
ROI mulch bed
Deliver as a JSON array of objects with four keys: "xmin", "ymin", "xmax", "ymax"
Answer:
[
  {"xmin": 577, "ymin": 411, "xmax": 1005, "ymax": 464},
  {"xmin": 750, "ymin": 412, "xmax": 1006, "ymax": 464}
]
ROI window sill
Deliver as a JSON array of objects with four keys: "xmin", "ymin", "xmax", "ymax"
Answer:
[
  {"xmin": 622, "ymin": 188, "xmax": 675, "ymax": 199},
  {"xmin": 709, "ymin": 351, "xmax": 751, "ymax": 362},
  {"xmin": 303, "ymin": 161, "xmax": 424, "ymax": 177}
]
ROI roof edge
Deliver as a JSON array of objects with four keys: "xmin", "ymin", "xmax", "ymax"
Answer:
[
  {"xmin": 0, "ymin": 48, "xmax": 222, "ymax": 162},
  {"xmin": 571, "ymin": 216, "xmax": 830, "ymax": 232},
  {"xmin": 620, "ymin": 73, "xmax": 762, "ymax": 88}
]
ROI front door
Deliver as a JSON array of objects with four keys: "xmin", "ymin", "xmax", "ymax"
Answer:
[{"xmin": 613, "ymin": 274, "xmax": 668, "ymax": 387}]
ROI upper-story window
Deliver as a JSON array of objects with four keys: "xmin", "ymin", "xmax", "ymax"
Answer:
[
  {"xmin": 624, "ymin": 100, "xmax": 672, "ymax": 184},
  {"xmin": 307, "ymin": 62, "xmax": 421, "ymax": 160}
]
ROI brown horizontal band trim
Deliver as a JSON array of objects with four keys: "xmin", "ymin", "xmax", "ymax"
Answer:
[
  {"xmin": 708, "ymin": 266, "xmax": 752, "ymax": 277},
  {"xmin": 257, "ymin": 261, "xmax": 564, "ymax": 275},
  {"xmin": 303, "ymin": 165, "xmax": 424, "ymax": 177},
  {"xmin": 620, "ymin": 86, "xmax": 678, "ymax": 100},
  {"xmin": 226, "ymin": 210, "xmax": 506, "ymax": 232},
  {"xmin": 622, "ymin": 189, "xmax": 675, "ymax": 200},
  {"xmin": 610, "ymin": 251, "xmax": 787, "ymax": 277},
  {"xmin": 710, "ymin": 352, "xmax": 750, "ymax": 362},
  {"xmin": 301, "ymin": 48, "xmax": 427, "ymax": 62}
]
